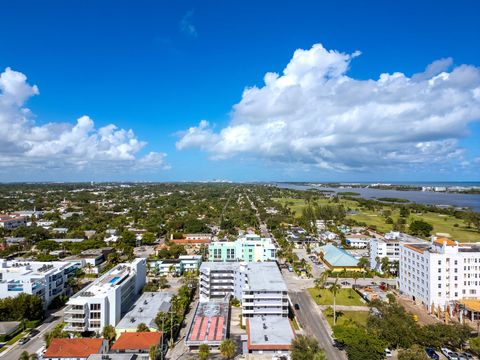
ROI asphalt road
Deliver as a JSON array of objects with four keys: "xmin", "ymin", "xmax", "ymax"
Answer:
[
  {"xmin": 1, "ymin": 308, "xmax": 65, "ymax": 360},
  {"xmin": 290, "ymin": 291, "xmax": 346, "ymax": 360}
]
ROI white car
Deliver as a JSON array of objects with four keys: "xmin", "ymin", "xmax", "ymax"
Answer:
[
  {"xmin": 442, "ymin": 348, "xmax": 453, "ymax": 357},
  {"xmin": 385, "ymin": 348, "xmax": 393, "ymax": 357}
]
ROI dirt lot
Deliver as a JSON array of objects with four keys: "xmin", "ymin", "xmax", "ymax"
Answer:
[{"xmin": 396, "ymin": 294, "xmax": 441, "ymax": 325}]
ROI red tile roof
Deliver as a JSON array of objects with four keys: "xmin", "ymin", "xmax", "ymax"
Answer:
[
  {"xmin": 111, "ymin": 332, "xmax": 162, "ymax": 351},
  {"xmin": 44, "ymin": 338, "xmax": 105, "ymax": 358},
  {"xmin": 433, "ymin": 237, "xmax": 456, "ymax": 246}
]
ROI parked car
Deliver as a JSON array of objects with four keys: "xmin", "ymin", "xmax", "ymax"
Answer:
[
  {"xmin": 29, "ymin": 329, "xmax": 40, "ymax": 337},
  {"xmin": 333, "ymin": 339, "xmax": 345, "ymax": 350},
  {"xmin": 460, "ymin": 353, "xmax": 474, "ymax": 360},
  {"xmin": 18, "ymin": 337, "xmax": 30, "ymax": 345},
  {"xmin": 425, "ymin": 347, "xmax": 440, "ymax": 360},
  {"xmin": 294, "ymin": 303, "xmax": 300, "ymax": 310},
  {"xmin": 449, "ymin": 353, "xmax": 460, "ymax": 360},
  {"xmin": 442, "ymin": 348, "xmax": 453, "ymax": 358},
  {"xmin": 385, "ymin": 348, "xmax": 393, "ymax": 357}
]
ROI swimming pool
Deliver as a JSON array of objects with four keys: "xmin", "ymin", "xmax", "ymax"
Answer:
[{"xmin": 109, "ymin": 276, "xmax": 120, "ymax": 284}]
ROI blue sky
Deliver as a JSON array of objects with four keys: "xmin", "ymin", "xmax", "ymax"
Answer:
[{"xmin": 0, "ymin": 0, "xmax": 479, "ymax": 182}]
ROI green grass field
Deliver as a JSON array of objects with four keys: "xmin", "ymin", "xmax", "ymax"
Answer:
[
  {"xmin": 273, "ymin": 197, "xmax": 480, "ymax": 242},
  {"xmin": 308, "ymin": 288, "xmax": 365, "ymax": 306},
  {"xmin": 324, "ymin": 310, "xmax": 369, "ymax": 328}
]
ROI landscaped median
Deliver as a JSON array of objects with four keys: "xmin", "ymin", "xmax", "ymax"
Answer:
[{"xmin": 308, "ymin": 288, "xmax": 365, "ymax": 306}]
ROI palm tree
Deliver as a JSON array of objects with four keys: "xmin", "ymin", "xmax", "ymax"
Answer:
[
  {"xmin": 314, "ymin": 272, "xmax": 329, "ymax": 298},
  {"xmin": 352, "ymin": 271, "xmax": 360, "ymax": 289},
  {"xmin": 219, "ymin": 338, "xmax": 236, "ymax": 359},
  {"xmin": 198, "ymin": 343, "xmax": 210, "ymax": 360},
  {"xmin": 329, "ymin": 279, "xmax": 341, "ymax": 326},
  {"xmin": 102, "ymin": 324, "xmax": 116, "ymax": 344},
  {"xmin": 358, "ymin": 256, "xmax": 369, "ymax": 271},
  {"xmin": 149, "ymin": 345, "xmax": 158, "ymax": 360}
]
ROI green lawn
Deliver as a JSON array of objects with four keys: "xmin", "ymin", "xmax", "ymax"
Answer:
[
  {"xmin": 6, "ymin": 331, "xmax": 26, "ymax": 345},
  {"xmin": 308, "ymin": 288, "xmax": 365, "ymax": 306},
  {"xmin": 324, "ymin": 310, "xmax": 369, "ymax": 328},
  {"xmin": 273, "ymin": 196, "xmax": 480, "ymax": 242}
]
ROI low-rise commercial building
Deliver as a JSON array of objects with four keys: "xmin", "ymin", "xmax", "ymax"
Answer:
[
  {"xmin": 0, "ymin": 215, "xmax": 26, "ymax": 230},
  {"xmin": 208, "ymin": 234, "xmax": 276, "ymax": 262},
  {"xmin": 314, "ymin": 244, "xmax": 360, "ymax": 272},
  {"xmin": 0, "ymin": 259, "xmax": 78, "ymax": 307},
  {"xmin": 244, "ymin": 316, "xmax": 295, "ymax": 355},
  {"xmin": 399, "ymin": 238, "xmax": 480, "ymax": 312},
  {"xmin": 116, "ymin": 292, "xmax": 172, "ymax": 335},
  {"xmin": 185, "ymin": 300, "xmax": 229, "ymax": 349},
  {"xmin": 64, "ymin": 258, "xmax": 146, "ymax": 333}
]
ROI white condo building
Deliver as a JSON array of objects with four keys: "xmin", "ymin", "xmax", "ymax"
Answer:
[
  {"xmin": 0, "ymin": 260, "xmax": 78, "ymax": 307},
  {"xmin": 199, "ymin": 262, "xmax": 288, "ymax": 322},
  {"xmin": 399, "ymin": 238, "xmax": 480, "ymax": 311},
  {"xmin": 64, "ymin": 258, "xmax": 146, "ymax": 333},
  {"xmin": 370, "ymin": 232, "xmax": 426, "ymax": 273}
]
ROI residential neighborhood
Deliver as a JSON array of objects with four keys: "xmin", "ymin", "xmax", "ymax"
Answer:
[{"xmin": 0, "ymin": 183, "xmax": 478, "ymax": 360}]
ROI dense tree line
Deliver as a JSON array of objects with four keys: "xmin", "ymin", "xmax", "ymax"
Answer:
[{"xmin": 0, "ymin": 293, "xmax": 44, "ymax": 321}]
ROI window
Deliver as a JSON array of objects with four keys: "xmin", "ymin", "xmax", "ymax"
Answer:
[
  {"xmin": 226, "ymin": 248, "xmax": 235, "ymax": 260},
  {"xmin": 90, "ymin": 303, "xmax": 101, "ymax": 311},
  {"xmin": 438, "ymin": 284, "xmax": 441, "ymax": 288},
  {"xmin": 438, "ymin": 260, "xmax": 441, "ymax": 265}
]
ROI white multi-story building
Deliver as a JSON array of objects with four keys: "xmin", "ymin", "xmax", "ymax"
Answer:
[
  {"xmin": 0, "ymin": 215, "xmax": 27, "ymax": 230},
  {"xmin": 64, "ymin": 258, "xmax": 146, "ymax": 333},
  {"xmin": 399, "ymin": 238, "xmax": 480, "ymax": 311},
  {"xmin": 199, "ymin": 262, "xmax": 288, "ymax": 322},
  {"xmin": 0, "ymin": 260, "xmax": 78, "ymax": 307},
  {"xmin": 208, "ymin": 234, "xmax": 276, "ymax": 262},
  {"xmin": 345, "ymin": 234, "xmax": 372, "ymax": 249},
  {"xmin": 370, "ymin": 232, "xmax": 425, "ymax": 273},
  {"xmin": 149, "ymin": 255, "xmax": 202, "ymax": 275}
]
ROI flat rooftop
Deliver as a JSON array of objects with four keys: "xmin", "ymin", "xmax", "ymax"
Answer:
[
  {"xmin": 245, "ymin": 262, "xmax": 287, "ymax": 292},
  {"xmin": 0, "ymin": 260, "xmax": 73, "ymax": 281},
  {"xmin": 71, "ymin": 263, "xmax": 134, "ymax": 299},
  {"xmin": 200, "ymin": 262, "xmax": 240, "ymax": 272},
  {"xmin": 186, "ymin": 301, "xmax": 229, "ymax": 346},
  {"xmin": 246, "ymin": 316, "xmax": 294, "ymax": 351},
  {"xmin": 116, "ymin": 291, "xmax": 173, "ymax": 330}
]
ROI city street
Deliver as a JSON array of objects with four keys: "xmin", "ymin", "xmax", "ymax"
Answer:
[
  {"xmin": 1, "ymin": 308, "xmax": 65, "ymax": 360},
  {"xmin": 289, "ymin": 290, "xmax": 347, "ymax": 360}
]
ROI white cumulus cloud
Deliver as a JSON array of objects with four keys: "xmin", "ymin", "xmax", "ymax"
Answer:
[
  {"xmin": 176, "ymin": 44, "xmax": 480, "ymax": 172},
  {"xmin": 0, "ymin": 67, "xmax": 168, "ymax": 174}
]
